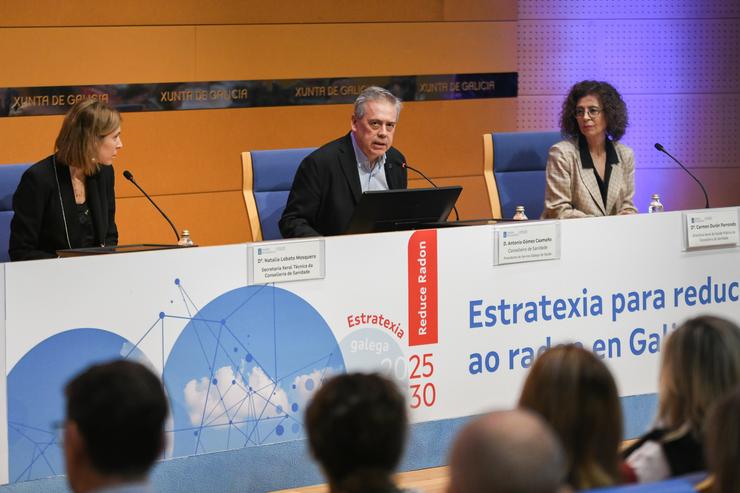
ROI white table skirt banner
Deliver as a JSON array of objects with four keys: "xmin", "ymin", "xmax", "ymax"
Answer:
[{"xmin": 1, "ymin": 208, "xmax": 738, "ymax": 484}]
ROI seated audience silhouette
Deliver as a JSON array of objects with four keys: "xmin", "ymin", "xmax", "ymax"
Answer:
[
  {"xmin": 703, "ymin": 385, "xmax": 740, "ymax": 492},
  {"xmin": 447, "ymin": 409, "xmax": 568, "ymax": 493},
  {"xmin": 519, "ymin": 344, "xmax": 632, "ymax": 489},
  {"xmin": 305, "ymin": 372, "xmax": 407, "ymax": 493},
  {"xmin": 624, "ymin": 315, "xmax": 740, "ymax": 482},
  {"xmin": 63, "ymin": 360, "xmax": 168, "ymax": 493}
]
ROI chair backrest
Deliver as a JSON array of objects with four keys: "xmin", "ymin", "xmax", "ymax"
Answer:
[
  {"xmin": 482, "ymin": 131, "xmax": 562, "ymax": 219},
  {"xmin": 241, "ymin": 148, "xmax": 316, "ymax": 241},
  {"xmin": 0, "ymin": 164, "xmax": 31, "ymax": 263}
]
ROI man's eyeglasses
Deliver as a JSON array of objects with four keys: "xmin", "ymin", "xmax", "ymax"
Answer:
[{"xmin": 575, "ymin": 107, "xmax": 603, "ymax": 118}]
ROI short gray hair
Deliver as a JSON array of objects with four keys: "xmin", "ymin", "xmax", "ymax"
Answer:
[{"xmin": 353, "ymin": 86, "xmax": 402, "ymax": 119}]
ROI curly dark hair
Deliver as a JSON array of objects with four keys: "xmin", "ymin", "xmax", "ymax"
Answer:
[{"xmin": 560, "ymin": 80, "xmax": 628, "ymax": 141}]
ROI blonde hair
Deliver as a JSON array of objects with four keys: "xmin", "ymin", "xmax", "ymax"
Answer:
[
  {"xmin": 55, "ymin": 99, "xmax": 121, "ymax": 176},
  {"xmin": 519, "ymin": 344, "xmax": 622, "ymax": 489},
  {"xmin": 658, "ymin": 315, "xmax": 740, "ymax": 437}
]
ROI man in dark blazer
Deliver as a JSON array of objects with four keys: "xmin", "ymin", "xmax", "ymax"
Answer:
[{"xmin": 279, "ymin": 86, "xmax": 407, "ymax": 238}]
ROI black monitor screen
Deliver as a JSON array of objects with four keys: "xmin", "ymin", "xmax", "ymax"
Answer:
[{"xmin": 344, "ymin": 186, "xmax": 462, "ymax": 235}]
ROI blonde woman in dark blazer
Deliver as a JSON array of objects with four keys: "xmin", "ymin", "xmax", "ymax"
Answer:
[
  {"xmin": 543, "ymin": 80, "xmax": 637, "ymax": 219},
  {"xmin": 10, "ymin": 100, "xmax": 121, "ymax": 260}
]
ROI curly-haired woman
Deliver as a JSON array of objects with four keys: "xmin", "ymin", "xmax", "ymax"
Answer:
[{"xmin": 542, "ymin": 80, "xmax": 637, "ymax": 218}]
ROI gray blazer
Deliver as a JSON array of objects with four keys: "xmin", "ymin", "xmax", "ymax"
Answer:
[{"xmin": 542, "ymin": 139, "xmax": 637, "ymax": 219}]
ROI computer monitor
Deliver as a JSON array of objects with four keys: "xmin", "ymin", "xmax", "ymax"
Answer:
[{"xmin": 344, "ymin": 186, "xmax": 462, "ymax": 235}]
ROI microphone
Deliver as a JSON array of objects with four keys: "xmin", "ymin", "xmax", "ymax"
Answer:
[
  {"xmin": 654, "ymin": 143, "xmax": 710, "ymax": 209},
  {"xmin": 400, "ymin": 162, "xmax": 460, "ymax": 221},
  {"xmin": 122, "ymin": 170, "xmax": 181, "ymax": 241}
]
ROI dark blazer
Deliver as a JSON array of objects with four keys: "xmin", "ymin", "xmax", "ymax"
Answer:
[
  {"xmin": 279, "ymin": 133, "xmax": 407, "ymax": 238},
  {"xmin": 623, "ymin": 427, "xmax": 705, "ymax": 479},
  {"xmin": 9, "ymin": 155, "xmax": 118, "ymax": 261}
]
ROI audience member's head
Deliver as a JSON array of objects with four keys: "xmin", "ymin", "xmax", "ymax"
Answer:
[
  {"xmin": 518, "ymin": 344, "xmax": 622, "ymax": 489},
  {"xmin": 705, "ymin": 384, "xmax": 740, "ymax": 493},
  {"xmin": 63, "ymin": 359, "xmax": 168, "ymax": 493},
  {"xmin": 448, "ymin": 409, "xmax": 567, "ymax": 493},
  {"xmin": 658, "ymin": 315, "xmax": 740, "ymax": 438},
  {"xmin": 305, "ymin": 372, "xmax": 407, "ymax": 493}
]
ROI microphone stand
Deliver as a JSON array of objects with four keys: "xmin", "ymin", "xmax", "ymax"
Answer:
[
  {"xmin": 654, "ymin": 143, "xmax": 710, "ymax": 209},
  {"xmin": 123, "ymin": 170, "xmax": 181, "ymax": 241}
]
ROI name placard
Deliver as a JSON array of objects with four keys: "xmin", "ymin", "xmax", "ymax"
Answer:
[
  {"xmin": 683, "ymin": 208, "xmax": 740, "ymax": 250},
  {"xmin": 247, "ymin": 240, "xmax": 325, "ymax": 284},
  {"xmin": 494, "ymin": 222, "xmax": 561, "ymax": 266}
]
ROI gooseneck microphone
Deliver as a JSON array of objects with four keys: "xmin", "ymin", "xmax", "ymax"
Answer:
[
  {"xmin": 401, "ymin": 162, "xmax": 460, "ymax": 221},
  {"xmin": 122, "ymin": 170, "xmax": 181, "ymax": 241},
  {"xmin": 654, "ymin": 143, "xmax": 710, "ymax": 209}
]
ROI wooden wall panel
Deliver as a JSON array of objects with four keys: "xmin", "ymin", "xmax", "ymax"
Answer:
[
  {"xmin": 116, "ymin": 191, "xmax": 248, "ymax": 245},
  {"xmin": 195, "ymin": 23, "xmax": 516, "ymax": 80},
  {"xmin": 0, "ymin": 116, "xmax": 62, "ymax": 162},
  {"xmin": 0, "ymin": 27, "xmax": 195, "ymax": 86},
  {"xmin": 0, "ymin": 1, "xmax": 445, "ymax": 26},
  {"xmin": 0, "ymin": 0, "xmax": 513, "ymax": 27},
  {"xmin": 394, "ymin": 99, "xmax": 517, "ymax": 178}
]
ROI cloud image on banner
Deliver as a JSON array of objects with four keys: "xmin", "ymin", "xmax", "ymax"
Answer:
[{"xmin": 164, "ymin": 284, "xmax": 345, "ymax": 456}]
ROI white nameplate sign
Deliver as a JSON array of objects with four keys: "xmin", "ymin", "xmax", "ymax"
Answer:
[
  {"xmin": 683, "ymin": 208, "xmax": 740, "ymax": 250},
  {"xmin": 247, "ymin": 239, "xmax": 325, "ymax": 284},
  {"xmin": 494, "ymin": 221, "xmax": 561, "ymax": 265}
]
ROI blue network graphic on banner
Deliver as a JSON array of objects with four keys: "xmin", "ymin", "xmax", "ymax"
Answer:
[
  {"xmin": 7, "ymin": 328, "xmax": 152, "ymax": 482},
  {"xmin": 164, "ymin": 282, "xmax": 344, "ymax": 456},
  {"xmin": 6, "ymin": 280, "xmax": 344, "ymax": 483}
]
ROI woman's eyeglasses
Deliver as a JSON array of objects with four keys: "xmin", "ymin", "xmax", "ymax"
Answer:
[{"xmin": 575, "ymin": 107, "xmax": 603, "ymax": 118}]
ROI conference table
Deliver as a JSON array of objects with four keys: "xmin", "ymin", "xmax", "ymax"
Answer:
[{"xmin": 1, "ymin": 208, "xmax": 738, "ymax": 486}]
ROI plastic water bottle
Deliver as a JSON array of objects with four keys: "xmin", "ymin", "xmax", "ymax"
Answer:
[
  {"xmin": 178, "ymin": 229, "xmax": 194, "ymax": 246},
  {"xmin": 648, "ymin": 194, "xmax": 664, "ymax": 213},
  {"xmin": 513, "ymin": 206, "xmax": 528, "ymax": 220}
]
